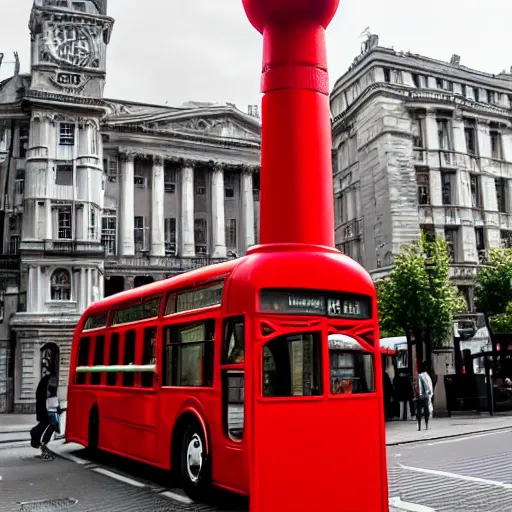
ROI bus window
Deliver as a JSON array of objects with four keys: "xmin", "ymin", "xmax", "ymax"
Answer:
[
  {"xmin": 163, "ymin": 320, "xmax": 214, "ymax": 387},
  {"xmin": 76, "ymin": 337, "xmax": 90, "ymax": 385},
  {"xmin": 106, "ymin": 332, "xmax": 119, "ymax": 386},
  {"xmin": 262, "ymin": 333, "xmax": 322, "ymax": 397},
  {"xmin": 223, "ymin": 317, "xmax": 244, "ymax": 364},
  {"xmin": 142, "ymin": 327, "xmax": 157, "ymax": 388},
  {"xmin": 91, "ymin": 335, "xmax": 105, "ymax": 385},
  {"xmin": 222, "ymin": 317, "xmax": 245, "ymax": 441},
  {"xmin": 329, "ymin": 335, "xmax": 374, "ymax": 395},
  {"xmin": 123, "ymin": 330, "xmax": 136, "ymax": 387}
]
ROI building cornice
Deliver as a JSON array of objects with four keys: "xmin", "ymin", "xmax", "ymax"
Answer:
[
  {"xmin": 332, "ymin": 83, "xmax": 512, "ymax": 135},
  {"xmin": 332, "ymin": 47, "xmax": 512, "ymax": 98}
]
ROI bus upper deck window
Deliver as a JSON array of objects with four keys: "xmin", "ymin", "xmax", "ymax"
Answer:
[
  {"xmin": 223, "ymin": 318, "xmax": 244, "ymax": 364},
  {"xmin": 262, "ymin": 333, "xmax": 322, "ymax": 397},
  {"xmin": 328, "ymin": 335, "xmax": 375, "ymax": 395}
]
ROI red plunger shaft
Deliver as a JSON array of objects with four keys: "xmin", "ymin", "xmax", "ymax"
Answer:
[{"xmin": 242, "ymin": 0, "xmax": 340, "ymax": 248}]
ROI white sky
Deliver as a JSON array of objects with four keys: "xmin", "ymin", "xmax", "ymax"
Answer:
[{"xmin": 1, "ymin": 0, "xmax": 512, "ymax": 111}]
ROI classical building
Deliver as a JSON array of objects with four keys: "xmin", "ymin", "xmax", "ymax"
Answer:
[
  {"xmin": 331, "ymin": 35, "xmax": 512, "ymax": 323},
  {"xmin": 0, "ymin": 0, "xmax": 261, "ymax": 412}
]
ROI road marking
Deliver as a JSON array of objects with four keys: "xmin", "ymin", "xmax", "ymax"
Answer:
[
  {"xmin": 426, "ymin": 429, "xmax": 512, "ymax": 446},
  {"xmin": 399, "ymin": 463, "xmax": 512, "ymax": 490},
  {"xmin": 389, "ymin": 497, "xmax": 435, "ymax": 511},
  {"xmin": 92, "ymin": 467, "xmax": 146, "ymax": 488},
  {"xmin": 160, "ymin": 491, "xmax": 193, "ymax": 504}
]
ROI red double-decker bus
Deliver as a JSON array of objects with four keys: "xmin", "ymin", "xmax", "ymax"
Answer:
[{"xmin": 66, "ymin": 245, "xmax": 386, "ymax": 507}]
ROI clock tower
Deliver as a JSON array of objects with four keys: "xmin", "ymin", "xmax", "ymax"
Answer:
[{"xmin": 29, "ymin": 0, "xmax": 113, "ymax": 97}]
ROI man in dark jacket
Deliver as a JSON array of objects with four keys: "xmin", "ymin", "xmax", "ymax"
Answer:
[{"xmin": 30, "ymin": 375, "xmax": 52, "ymax": 450}]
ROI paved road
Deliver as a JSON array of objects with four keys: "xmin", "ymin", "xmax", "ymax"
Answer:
[
  {"xmin": 0, "ymin": 444, "xmax": 246, "ymax": 512},
  {"xmin": 387, "ymin": 428, "xmax": 512, "ymax": 511},
  {"xmin": 3, "ymin": 429, "xmax": 512, "ymax": 512}
]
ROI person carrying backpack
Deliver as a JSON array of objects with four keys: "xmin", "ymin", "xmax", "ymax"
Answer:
[
  {"xmin": 417, "ymin": 362, "xmax": 434, "ymax": 431},
  {"xmin": 39, "ymin": 377, "xmax": 65, "ymax": 460}
]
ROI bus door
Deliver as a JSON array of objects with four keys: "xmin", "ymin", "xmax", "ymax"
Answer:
[
  {"xmin": 248, "ymin": 323, "xmax": 387, "ymax": 512},
  {"xmin": 213, "ymin": 316, "xmax": 247, "ymax": 493}
]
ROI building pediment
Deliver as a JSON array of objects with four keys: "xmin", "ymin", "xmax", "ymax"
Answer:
[{"xmin": 103, "ymin": 103, "xmax": 261, "ymax": 143}]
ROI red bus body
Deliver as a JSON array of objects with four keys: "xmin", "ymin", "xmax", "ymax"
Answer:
[{"xmin": 66, "ymin": 244, "xmax": 388, "ymax": 510}]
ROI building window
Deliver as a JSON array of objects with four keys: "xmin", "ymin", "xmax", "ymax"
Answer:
[
  {"xmin": 421, "ymin": 225, "xmax": 436, "ymax": 243},
  {"xmin": 490, "ymin": 131, "xmax": 502, "ymax": 160},
  {"xmin": 488, "ymin": 90, "xmax": 498, "ymax": 105},
  {"xmin": 470, "ymin": 175, "xmax": 481, "ymax": 208},
  {"xmin": 444, "ymin": 228, "xmax": 458, "ymax": 263},
  {"xmin": 101, "ymin": 213, "xmax": 116, "ymax": 256},
  {"xmin": 496, "ymin": 178, "xmax": 507, "ymax": 213},
  {"xmin": 18, "ymin": 124, "xmax": 29, "ymax": 158},
  {"xmin": 461, "ymin": 84, "xmax": 467, "ymax": 97},
  {"xmin": 55, "ymin": 164, "xmax": 73, "ymax": 186},
  {"xmin": 134, "ymin": 216, "xmax": 147, "ymax": 252},
  {"xmin": 134, "ymin": 175, "xmax": 146, "ymax": 188},
  {"xmin": 72, "ymin": 1, "xmax": 87, "ymax": 11},
  {"xmin": 15, "ymin": 178, "xmax": 24, "ymax": 196},
  {"xmin": 437, "ymin": 119, "xmax": 452, "ymax": 165},
  {"xmin": 57, "ymin": 206, "xmax": 72, "ymax": 239},
  {"xmin": 51, "ymin": 269, "xmax": 71, "ymax": 301},
  {"xmin": 475, "ymin": 227, "xmax": 485, "ymax": 251},
  {"xmin": 90, "ymin": 208, "xmax": 97, "ymax": 237},
  {"xmin": 226, "ymin": 219, "xmax": 237, "ymax": 249},
  {"xmin": 165, "ymin": 217, "xmax": 177, "ymax": 254},
  {"xmin": 501, "ymin": 230, "xmax": 512, "ymax": 248},
  {"xmin": 163, "ymin": 320, "xmax": 215, "ymax": 387},
  {"xmin": 59, "ymin": 123, "xmax": 75, "ymax": 146},
  {"xmin": 465, "ymin": 125, "xmax": 477, "ymax": 155},
  {"xmin": 416, "ymin": 171, "xmax": 430, "ymax": 205},
  {"xmin": 195, "ymin": 169, "xmax": 206, "ymax": 195},
  {"xmin": 9, "ymin": 235, "xmax": 20, "ymax": 254},
  {"xmin": 441, "ymin": 172, "xmax": 455, "ymax": 205},
  {"xmin": 253, "ymin": 172, "xmax": 260, "ymax": 201},
  {"xmin": 106, "ymin": 158, "xmax": 117, "ymax": 183},
  {"xmin": 225, "ymin": 172, "xmax": 235, "ymax": 198},
  {"xmin": 194, "ymin": 218, "xmax": 207, "ymax": 255},
  {"xmin": 164, "ymin": 169, "xmax": 176, "ymax": 193},
  {"xmin": 412, "ymin": 118, "xmax": 424, "ymax": 149},
  {"xmin": 383, "ymin": 68, "xmax": 391, "ymax": 83},
  {"xmin": 91, "ymin": 132, "xmax": 97, "ymax": 154}
]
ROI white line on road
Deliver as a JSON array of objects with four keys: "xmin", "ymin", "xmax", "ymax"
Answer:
[
  {"xmin": 399, "ymin": 463, "xmax": 512, "ymax": 490},
  {"xmin": 389, "ymin": 497, "xmax": 435, "ymax": 511},
  {"xmin": 426, "ymin": 429, "xmax": 512, "ymax": 446},
  {"xmin": 92, "ymin": 467, "xmax": 147, "ymax": 488},
  {"xmin": 160, "ymin": 491, "xmax": 193, "ymax": 504}
]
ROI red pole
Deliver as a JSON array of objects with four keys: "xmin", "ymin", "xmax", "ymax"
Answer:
[{"xmin": 242, "ymin": 0, "xmax": 340, "ymax": 247}]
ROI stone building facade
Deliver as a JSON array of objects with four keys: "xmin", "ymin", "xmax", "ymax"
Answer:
[
  {"xmin": 0, "ymin": 0, "xmax": 261, "ymax": 412},
  {"xmin": 331, "ymin": 37, "xmax": 512, "ymax": 321}
]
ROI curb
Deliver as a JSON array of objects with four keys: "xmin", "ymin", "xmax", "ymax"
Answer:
[{"xmin": 386, "ymin": 425, "xmax": 512, "ymax": 446}]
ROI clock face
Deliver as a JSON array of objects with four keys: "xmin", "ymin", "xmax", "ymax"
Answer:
[{"xmin": 45, "ymin": 22, "xmax": 101, "ymax": 69}]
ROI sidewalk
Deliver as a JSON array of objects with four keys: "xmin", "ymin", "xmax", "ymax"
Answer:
[
  {"xmin": 0, "ymin": 413, "xmax": 34, "ymax": 433},
  {"xmin": 386, "ymin": 413, "xmax": 512, "ymax": 445}
]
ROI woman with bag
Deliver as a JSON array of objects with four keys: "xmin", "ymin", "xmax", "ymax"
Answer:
[{"xmin": 39, "ymin": 377, "xmax": 65, "ymax": 460}]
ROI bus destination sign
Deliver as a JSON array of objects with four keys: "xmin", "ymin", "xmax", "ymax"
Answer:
[{"xmin": 260, "ymin": 289, "xmax": 371, "ymax": 319}]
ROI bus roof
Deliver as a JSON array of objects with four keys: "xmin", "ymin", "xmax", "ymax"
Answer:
[{"xmin": 84, "ymin": 258, "xmax": 240, "ymax": 317}]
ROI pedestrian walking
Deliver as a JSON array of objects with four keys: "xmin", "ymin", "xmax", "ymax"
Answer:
[
  {"xmin": 39, "ymin": 376, "xmax": 65, "ymax": 460},
  {"xmin": 30, "ymin": 374, "xmax": 52, "ymax": 450},
  {"xmin": 416, "ymin": 362, "xmax": 434, "ymax": 431}
]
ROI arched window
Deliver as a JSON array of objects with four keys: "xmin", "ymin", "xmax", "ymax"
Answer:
[{"xmin": 51, "ymin": 269, "xmax": 71, "ymax": 301}]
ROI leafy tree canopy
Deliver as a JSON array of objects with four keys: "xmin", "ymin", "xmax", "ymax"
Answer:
[
  {"xmin": 475, "ymin": 248, "xmax": 512, "ymax": 334},
  {"xmin": 377, "ymin": 235, "xmax": 466, "ymax": 349}
]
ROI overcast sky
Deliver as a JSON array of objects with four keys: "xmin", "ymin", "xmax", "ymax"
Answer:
[{"xmin": 1, "ymin": 0, "xmax": 512, "ymax": 111}]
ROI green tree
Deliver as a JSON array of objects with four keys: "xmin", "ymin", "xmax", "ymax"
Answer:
[
  {"xmin": 376, "ymin": 235, "xmax": 466, "ymax": 370},
  {"xmin": 475, "ymin": 248, "xmax": 512, "ymax": 337}
]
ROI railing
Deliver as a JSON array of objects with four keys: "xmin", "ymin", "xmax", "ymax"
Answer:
[
  {"xmin": 43, "ymin": 240, "xmax": 105, "ymax": 255},
  {"xmin": 105, "ymin": 256, "xmax": 230, "ymax": 271},
  {"xmin": 26, "ymin": 146, "xmax": 48, "ymax": 160},
  {"xmin": 341, "ymin": 218, "xmax": 363, "ymax": 240},
  {"xmin": 444, "ymin": 207, "xmax": 461, "ymax": 225}
]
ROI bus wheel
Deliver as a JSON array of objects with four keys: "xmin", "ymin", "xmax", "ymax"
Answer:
[
  {"xmin": 88, "ymin": 406, "xmax": 99, "ymax": 454},
  {"xmin": 180, "ymin": 422, "xmax": 211, "ymax": 502}
]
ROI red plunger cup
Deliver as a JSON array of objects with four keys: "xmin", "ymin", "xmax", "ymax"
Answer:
[{"xmin": 242, "ymin": 0, "xmax": 340, "ymax": 248}]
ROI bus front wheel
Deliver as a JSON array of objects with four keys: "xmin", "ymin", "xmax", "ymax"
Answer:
[{"xmin": 180, "ymin": 422, "xmax": 211, "ymax": 501}]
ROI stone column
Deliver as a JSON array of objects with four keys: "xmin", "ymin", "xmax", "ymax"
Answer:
[
  {"xmin": 180, "ymin": 161, "xmax": 195, "ymax": 258},
  {"xmin": 79, "ymin": 268, "xmax": 86, "ymax": 311},
  {"xmin": 119, "ymin": 152, "xmax": 135, "ymax": 256},
  {"xmin": 424, "ymin": 110, "xmax": 439, "ymax": 168},
  {"xmin": 476, "ymin": 120, "xmax": 491, "ymax": 159},
  {"xmin": 27, "ymin": 266, "xmax": 36, "ymax": 311},
  {"xmin": 211, "ymin": 163, "xmax": 227, "ymax": 258},
  {"xmin": 241, "ymin": 167, "xmax": 256, "ymax": 252},
  {"xmin": 151, "ymin": 155, "xmax": 165, "ymax": 257}
]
